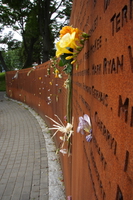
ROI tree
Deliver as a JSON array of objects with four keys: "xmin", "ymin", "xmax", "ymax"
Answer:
[
  {"xmin": 0, "ymin": 0, "xmax": 73, "ymax": 69},
  {"xmin": 2, "ymin": 47, "xmax": 23, "ymax": 70},
  {"xmin": 0, "ymin": 26, "xmax": 22, "ymax": 71}
]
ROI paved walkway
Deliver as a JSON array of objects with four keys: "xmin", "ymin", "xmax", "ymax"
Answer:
[{"xmin": 0, "ymin": 92, "xmax": 48, "ymax": 200}]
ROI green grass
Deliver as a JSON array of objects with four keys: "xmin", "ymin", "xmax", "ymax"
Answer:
[{"xmin": 0, "ymin": 72, "xmax": 6, "ymax": 91}]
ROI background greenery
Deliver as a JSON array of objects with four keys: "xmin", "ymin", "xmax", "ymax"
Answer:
[
  {"xmin": 0, "ymin": 72, "xmax": 6, "ymax": 91},
  {"xmin": 0, "ymin": 0, "xmax": 72, "ymax": 71}
]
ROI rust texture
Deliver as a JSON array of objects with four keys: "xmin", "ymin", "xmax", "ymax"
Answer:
[{"xmin": 6, "ymin": 0, "xmax": 133, "ymax": 199}]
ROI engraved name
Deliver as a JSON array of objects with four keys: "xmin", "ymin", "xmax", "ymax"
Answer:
[
  {"xmin": 88, "ymin": 16, "xmax": 98, "ymax": 35},
  {"xmin": 84, "ymin": 53, "xmax": 123, "ymax": 75},
  {"xmin": 118, "ymin": 95, "xmax": 133, "ymax": 127},
  {"xmin": 90, "ymin": 149, "xmax": 106, "ymax": 200},
  {"xmin": 110, "ymin": 1, "xmax": 133, "ymax": 36},
  {"xmin": 95, "ymin": 112, "xmax": 117, "ymax": 156},
  {"xmin": 128, "ymin": 45, "xmax": 133, "ymax": 73},
  {"xmin": 73, "ymin": 69, "xmax": 90, "ymax": 76},
  {"xmin": 74, "ymin": 83, "xmax": 108, "ymax": 107},
  {"xmin": 93, "ymin": 136, "xmax": 107, "ymax": 170},
  {"xmin": 103, "ymin": 55, "xmax": 124, "ymax": 74},
  {"xmin": 83, "ymin": 143, "xmax": 98, "ymax": 200},
  {"xmin": 104, "ymin": 0, "xmax": 112, "ymax": 12},
  {"xmin": 84, "ymin": 36, "xmax": 102, "ymax": 59},
  {"xmin": 79, "ymin": 95, "xmax": 91, "ymax": 112}
]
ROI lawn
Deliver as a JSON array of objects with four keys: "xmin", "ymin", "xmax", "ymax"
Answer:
[{"xmin": 0, "ymin": 72, "xmax": 6, "ymax": 91}]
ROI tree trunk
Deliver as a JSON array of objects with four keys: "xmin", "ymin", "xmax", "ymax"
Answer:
[
  {"xmin": 23, "ymin": 51, "xmax": 33, "ymax": 69},
  {"xmin": 38, "ymin": 0, "xmax": 52, "ymax": 63},
  {"xmin": 0, "ymin": 51, "xmax": 9, "ymax": 71},
  {"xmin": 22, "ymin": 37, "xmax": 38, "ymax": 69},
  {"xmin": 0, "ymin": 65, "xmax": 2, "ymax": 72}
]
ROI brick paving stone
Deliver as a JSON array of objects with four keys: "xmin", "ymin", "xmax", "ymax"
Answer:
[
  {"xmin": 2, "ymin": 196, "xmax": 11, "ymax": 200},
  {"xmin": 0, "ymin": 92, "xmax": 49, "ymax": 200}
]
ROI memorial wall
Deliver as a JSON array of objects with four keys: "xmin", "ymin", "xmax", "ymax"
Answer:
[
  {"xmin": 6, "ymin": 0, "xmax": 133, "ymax": 199},
  {"xmin": 70, "ymin": 0, "xmax": 133, "ymax": 199}
]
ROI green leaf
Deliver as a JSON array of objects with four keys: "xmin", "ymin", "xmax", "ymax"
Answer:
[
  {"xmin": 59, "ymin": 53, "xmax": 73, "ymax": 67},
  {"xmin": 63, "ymin": 63, "xmax": 72, "ymax": 74},
  {"xmin": 59, "ymin": 59, "xmax": 65, "ymax": 66}
]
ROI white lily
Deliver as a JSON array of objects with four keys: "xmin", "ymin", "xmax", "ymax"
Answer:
[
  {"xmin": 45, "ymin": 114, "xmax": 73, "ymax": 138},
  {"xmin": 45, "ymin": 114, "xmax": 74, "ymax": 155}
]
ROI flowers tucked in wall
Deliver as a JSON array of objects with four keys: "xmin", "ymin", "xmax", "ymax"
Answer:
[
  {"xmin": 47, "ymin": 96, "xmax": 52, "ymax": 105},
  {"xmin": 77, "ymin": 114, "xmax": 92, "ymax": 142},
  {"xmin": 49, "ymin": 57, "xmax": 62, "ymax": 78},
  {"xmin": 49, "ymin": 26, "xmax": 89, "ymax": 75},
  {"xmin": 45, "ymin": 26, "xmax": 89, "ymax": 155},
  {"xmin": 12, "ymin": 71, "xmax": 19, "ymax": 79},
  {"xmin": 27, "ymin": 66, "xmax": 36, "ymax": 76},
  {"xmin": 63, "ymin": 79, "xmax": 70, "ymax": 89},
  {"xmin": 45, "ymin": 114, "xmax": 74, "ymax": 156},
  {"xmin": 55, "ymin": 26, "xmax": 89, "ymax": 73}
]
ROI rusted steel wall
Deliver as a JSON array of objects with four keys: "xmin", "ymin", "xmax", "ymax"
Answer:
[
  {"xmin": 70, "ymin": 0, "xmax": 133, "ymax": 200},
  {"xmin": 6, "ymin": 0, "xmax": 133, "ymax": 199}
]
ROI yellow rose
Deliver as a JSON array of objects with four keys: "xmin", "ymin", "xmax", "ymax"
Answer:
[
  {"xmin": 55, "ymin": 41, "xmax": 73, "ymax": 58},
  {"xmin": 60, "ymin": 26, "xmax": 82, "ymax": 39},
  {"xmin": 60, "ymin": 32, "xmax": 77, "ymax": 49}
]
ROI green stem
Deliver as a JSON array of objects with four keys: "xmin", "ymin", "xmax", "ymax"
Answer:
[
  {"xmin": 66, "ymin": 72, "xmax": 72, "ymax": 156},
  {"xmin": 67, "ymin": 73, "xmax": 72, "ymax": 123}
]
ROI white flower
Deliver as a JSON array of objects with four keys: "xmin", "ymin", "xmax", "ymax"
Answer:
[
  {"xmin": 45, "ymin": 114, "xmax": 74, "ymax": 155},
  {"xmin": 60, "ymin": 149, "xmax": 68, "ymax": 155},
  {"xmin": 12, "ymin": 71, "xmax": 19, "ymax": 79},
  {"xmin": 45, "ymin": 114, "xmax": 73, "ymax": 138},
  {"xmin": 77, "ymin": 114, "xmax": 92, "ymax": 134},
  {"xmin": 86, "ymin": 134, "xmax": 92, "ymax": 142}
]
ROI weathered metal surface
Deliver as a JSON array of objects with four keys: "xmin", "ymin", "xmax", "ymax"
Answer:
[{"xmin": 70, "ymin": 0, "xmax": 133, "ymax": 199}]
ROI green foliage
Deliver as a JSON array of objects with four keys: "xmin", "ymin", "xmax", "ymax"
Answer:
[
  {"xmin": 59, "ymin": 54, "xmax": 73, "ymax": 74},
  {"xmin": 0, "ymin": 0, "xmax": 73, "ymax": 69},
  {"xmin": 63, "ymin": 63, "xmax": 72, "ymax": 74},
  {"xmin": 0, "ymin": 72, "xmax": 6, "ymax": 91},
  {"xmin": 3, "ymin": 48, "xmax": 23, "ymax": 70}
]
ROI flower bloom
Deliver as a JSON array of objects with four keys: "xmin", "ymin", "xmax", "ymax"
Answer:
[
  {"xmin": 71, "ymin": 59, "xmax": 76, "ymax": 64},
  {"xmin": 58, "ymin": 74, "xmax": 62, "ymax": 78},
  {"xmin": 12, "ymin": 71, "xmax": 19, "ymax": 79},
  {"xmin": 65, "ymin": 55, "xmax": 75, "ymax": 60},
  {"xmin": 45, "ymin": 114, "xmax": 73, "ymax": 137},
  {"xmin": 63, "ymin": 79, "xmax": 70, "ymax": 89},
  {"xmin": 60, "ymin": 26, "xmax": 82, "ymax": 39},
  {"xmin": 59, "ymin": 32, "xmax": 77, "ymax": 49},
  {"xmin": 55, "ymin": 25, "xmax": 89, "ymax": 69},
  {"xmin": 77, "ymin": 114, "xmax": 92, "ymax": 142},
  {"xmin": 86, "ymin": 130, "xmax": 92, "ymax": 142},
  {"xmin": 55, "ymin": 69, "xmax": 59, "ymax": 78},
  {"xmin": 45, "ymin": 114, "xmax": 74, "ymax": 154},
  {"xmin": 77, "ymin": 114, "xmax": 91, "ymax": 134},
  {"xmin": 56, "ymin": 31, "xmax": 82, "ymax": 58},
  {"xmin": 60, "ymin": 149, "xmax": 68, "ymax": 155},
  {"xmin": 56, "ymin": 32, "xmax": 79, "ymax": 58},
  {"xmin": 53, "ymin": 25, "xmax": 89, "ymax": 75},
  {"xmin": 55, "ymin": 40, "xmax": 73, "ymax": 58}
]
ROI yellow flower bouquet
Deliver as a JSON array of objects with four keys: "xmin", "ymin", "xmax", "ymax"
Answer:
[
  {"xmin": 55, "ymin": 26, "xmax": 89, "ymax": 73},
  {"xmin": 46, "ymin": 26, "xmax": 89, "ymax": 156}
]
